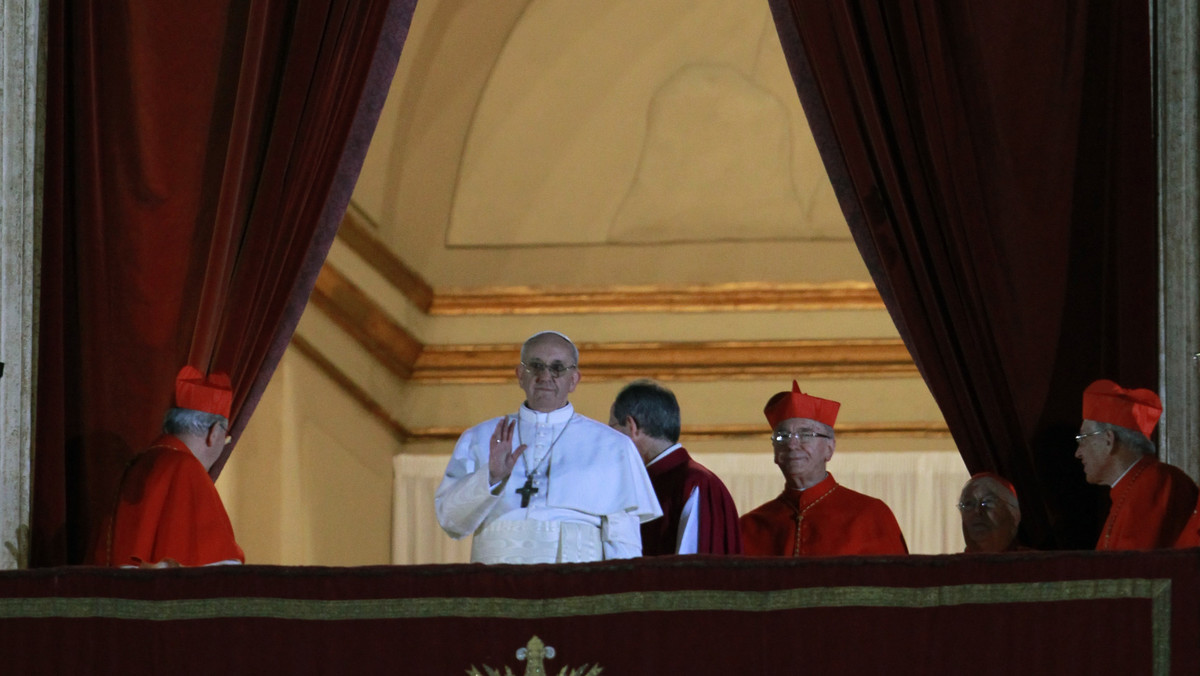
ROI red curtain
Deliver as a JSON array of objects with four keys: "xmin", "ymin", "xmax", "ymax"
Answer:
[
  {"xmin": 768, "ymin": 1, "xmax": 1156, "ymax": 548},
  {"xmin": 35, "ymin": 0, "xmax": 416, "ymax": 566}
]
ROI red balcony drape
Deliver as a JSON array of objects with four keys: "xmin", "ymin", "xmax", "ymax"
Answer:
[
  {"xmin": 768, "ymin": 0, "xmax": 1157, "ymax": 548},
  {"xmin": 35, "ymin": 0, "xmax": 417, "ymax": 566},
  {"xmin": 2, "ymin": 552, "xmax": 1198, "ymax": 674}
]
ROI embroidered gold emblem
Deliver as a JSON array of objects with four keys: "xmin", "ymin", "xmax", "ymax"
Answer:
[{"xmin": 466, "ymin": 635, "xmax": 603, "ymax": 676}]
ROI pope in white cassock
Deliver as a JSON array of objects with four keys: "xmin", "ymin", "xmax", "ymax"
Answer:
[{"xmin": 435, "ymin": 331, "xmax": 662, "ymax": 564}]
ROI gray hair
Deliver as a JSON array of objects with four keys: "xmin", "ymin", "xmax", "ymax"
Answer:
[
  {"xmin": 163, "ymin": 407, "xmax": 228, "ymax": 438},
  {"xmin": 960, "ymin": 475, "xmax": 1021, "ymax": 518},
  {"xmin": 521, "ymin": 330, "xmax": 579, "ymax": 365},
  {"xmin": 612, "ymin": 379, "xmax": 681, "ymax": 443},
  {"xmin": 1095, "ymin": 421, "xmax": 1155, "ymax": 455}
]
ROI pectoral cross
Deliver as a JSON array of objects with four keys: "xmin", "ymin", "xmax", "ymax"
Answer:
[{"xmin": 515, "ymin": 475, "xmax": 539, "ymax": 507}]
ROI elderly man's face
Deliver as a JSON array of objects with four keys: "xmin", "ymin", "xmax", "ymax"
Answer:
[
  {"xmin": 1073, "ymin": 421, "xmax": 1116, "ymax": 485},
  {"xmin": 772, "ymin": 417, "xmax": 834, "ymax": 490},
  {"xmin": 195, "ymin": 420, "xmax": 230, "ymax": 473},
  {"xmin": 958, "ymin": 480, "xmax": 1019, "ymax": 553},
  {"xmin": 516, "ymin": 336, "xmax": 580, "ymax": 413}
]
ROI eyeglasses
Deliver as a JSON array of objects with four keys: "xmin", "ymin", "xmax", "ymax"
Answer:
[
  {"xmin": 1074, "ymin": 430, "xmax": 1104, "ymax": 443},
  {"xmin": 521, "ymin": 360, "xmax": 577, "ymax": 378},
  {"xmin": 771, "ymin": 430, "xmax": 833, "ymax": 444},
  {"xmin": 957, "ymin": 498, "xmax": 1003, "ymax": 513}
]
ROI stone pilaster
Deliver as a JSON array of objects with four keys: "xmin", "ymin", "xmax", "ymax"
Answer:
[
  {"xmin": 0, "ymin": 0, "xmax": 45, "ymax": 569},
  {"xmin": 1157, "ymin": 0, "xmax": 1200, "ymax": 480}
]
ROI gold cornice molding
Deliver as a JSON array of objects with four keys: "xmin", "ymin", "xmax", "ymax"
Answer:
[
  {"xmin": 336, "ymin": 210, "xmax": 884, "ymax": 314},
  {"xmin": 310, "ymin": 265, "xmax": 423, "ymax": 379},
  {"xmin": 338, "ymin": 208, "xmax": 434, "ymax": 312},
  {"xmin": 396, "ymin": 422, "xmax": 950, "ymax": 448},
  {"xmin": 308, "ymin": 260, "xmax": 915, "ymax": 383},
  {"xmin": 412, "ymin": 340, "xmax": 918, "ymax": 382},
  {"xmin": 428, "ymin": 282, "xmax": 883, "ymax": 315},
  {"xmin": 284, "ymin": 334, "xmax": 947, "ymax": 447}
]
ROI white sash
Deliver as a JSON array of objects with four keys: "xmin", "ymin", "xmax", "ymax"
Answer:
[{"xmin": 470, "ymin": 520, "xmax": 603, "ymax": 564}]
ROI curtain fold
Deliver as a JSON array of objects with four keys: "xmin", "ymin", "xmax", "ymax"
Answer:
[
  {"xmin": 768, "ymin": 0, "xmax": 1156, "ymax": 548},
  {"xmin": 35, "ymin": 0, "xmax": 415, "ymax": 566}
]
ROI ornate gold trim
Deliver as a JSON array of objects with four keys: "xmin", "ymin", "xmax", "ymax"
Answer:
[
  {"xmin": 429, "ymin": 281, "xmax": 883, "ymax": 315},
  {"xmin": 0, "ymin": 579, "xmax": 1169, "ymax": 674},
  {"xmin": 338, "ymin": 209, "xmax": 434, "ymax": 312},
  {"xmin": 412, "ymin": 339, "xmax": 918, "ymax": 383},
  {"xmin": 685, "ymin": 422, "xmax": 950, "ymax": 440},
  {"xmin": 309, "ymin": 265, "xmax": 423, "ymax": 380},
  {"xmin": 467, "ymin": 635, "xmax": 601, "ymax": 676},
  {"xmin": 289, "ymin": 335, "xmax": 944, "ymax": 446},
  {"xmin": 335, "ymin": 211, "xmax": 883, "ymax": 315},
  {"xmin": 401, "ymin": 422, "xmax": 949, "ymax": 444},
  {"xmin": 304, "ymin": 268, "xmax": 918, "ymax": 383},
  {"xmin": 2, "ymin": 579, "xmax": 1167, "ymax": 619}
]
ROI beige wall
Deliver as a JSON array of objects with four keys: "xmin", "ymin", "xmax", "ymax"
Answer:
[{"xmin": 220, "ymin": 349, "xmax": 399, "ymax": 566}]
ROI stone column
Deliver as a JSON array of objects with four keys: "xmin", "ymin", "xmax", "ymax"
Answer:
[
  {"xmin": 1157, "ymin": 0, "xmax": 1200, "ymax": 480},
  {"xmin": 0, "ymin": 0, "xmax": 45, "ymax": 569}
]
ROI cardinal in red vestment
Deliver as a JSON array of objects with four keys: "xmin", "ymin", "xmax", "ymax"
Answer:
[
  {"xmin": 610, "ymin": 379, "xmax": 742, "ymax": 555},
  {"xmin": 1074, "ymin": 379, "xmax": 1197, "ymax": 550},
  {"xmin": 740, "ymin": 381, "xmax": 907, "ymax": 557},
  {"xmin": 91, "ymin": 366, "xmax": 244, "ymax": 567}
]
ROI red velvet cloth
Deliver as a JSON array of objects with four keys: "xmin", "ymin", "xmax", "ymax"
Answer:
[
  {"xmin": 640, "ymin": 448, "xmax": 742, "ymax": 555},
  {"xmin": 769, "ymin": 0, "xmax": 1156, "ymax": 550},
  {"xmin": 740, "ymin": 474, "xmax": 908, "ymax": 556},
  {"xmin": 36, "ymin": 0, "xmax": 413, "ymax": 566},
  {"xmin": 91, "ymin": 435, "xmax": 243, "ymax": 567},
  {"xmin": 1097, "ymin": 456, "xmax": 1197, "ymax": 551},
  {"xmin": 1, "ymin": 552, "xmax": 1197, "ymax": 674}
]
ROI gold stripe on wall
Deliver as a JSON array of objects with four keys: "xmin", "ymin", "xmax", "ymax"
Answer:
[
  {"xmin": 335, "ymin": 211, "xmax": 883, "ymax": 315},
  {"xmin": 310, "ymin": 265, "xmax": 423, "ymax": 379},
  {"xmin": 291, "ymin": 335, "xmax": 946, "ymax": 446},
  {"xmin": 308, "ymin": 260, "xmax": 916, "ymax": 383},
  {"xmin": 428, "ymin": 282, "xmax": 884, "ymax": 315},
  {"xmin": 338, "ymin": 209, "xmax": 434, "ymax": 312},
  {"xmin": 413, "ymin": 340, "xmax": 918, "ymax": 383},
  {"xmin": 401, "ymin": 422, "xmax": 950, "ymax": 445}
]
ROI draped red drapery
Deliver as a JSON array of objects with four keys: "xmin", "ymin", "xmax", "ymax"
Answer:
[
  {"xmin": 768, "ymin": 0, "xmax": 1157, "ymax": 549},
  {"xmin": 35, "ymin": 0, "xmax": 416, "ymax": 566}
]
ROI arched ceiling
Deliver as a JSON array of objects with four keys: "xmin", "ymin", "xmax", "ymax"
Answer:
[
  {"xmin": 351, "ymin": 0, "xmax": 868, "ymax": 289},
  {"xmin": 289, "ymin": 0, "xmax": 952, "ymax": 454}
]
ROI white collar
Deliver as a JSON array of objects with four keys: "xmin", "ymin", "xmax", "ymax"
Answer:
[
  {"xmin": 519, "ymin": 402, "xmax": 574, "ymax": 425},
  {"xmin": 1109, "ymin": 456, "xmax": 1143, "ymax": 488},
  {"xmin": 646, "ymin": 443, "xmax": 683, "ymax": 467}
]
